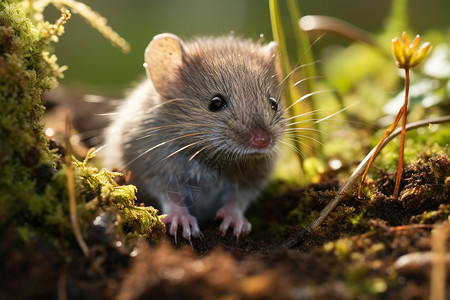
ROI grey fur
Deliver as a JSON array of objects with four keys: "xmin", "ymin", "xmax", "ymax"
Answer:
[{"xmin": 104, "ymin": 35, "xmax": 285, "ymax": 226}]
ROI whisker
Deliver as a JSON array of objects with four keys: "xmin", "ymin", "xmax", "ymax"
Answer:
[
  {"xmin": 286, "ymin": 116, "xmax": 367, "ymax": 129},
  {"xmin": 135, "ymin": 123, "xmax": 211, "ymax": 140},
  {"xmin": 272, "ymin": 147, "xmax": 281, "ymax": 160},
  {"xmin": 313, "ymin": 102, "xmax": 357, "ymax": 125},
  {"xmin": 293, "ymin": 75, "xmax": 323, "ymax": 87},
  {"xmin": 125, "ymin": 132, "xmax": 209, "ymax": 168},
  {"xmin": 143, "ymin": 97, "xmax": 191, "ymax": 113},
  {"xmin": 298, "ymin": 32, "xmax": 327, "ymax": 65},
  {"xmin": 284, "ymin": 128, "xmax": 326, "ymax": 135},
  {"xmin": 92, "ymin": 144, "xmax": 107, "ymax": 156},
  {"xmin": 277, "ymin": 32, "xmax": 326, "ymax": 89},
  {"xmin": 284, "ymin": 133, "xmax": 325, "ymax": 145},
  {"xmin": 286, "ymin": 120, "xmax": 326, "ymax": 127},
  {"xmin": 188, "ymin": 145, "xmax": 209, "ymax": 162},
  {"xmin": 284, "ymin": 125, "xmax": 325, "ymax": 131},
  {"xmin": 157, "ymin": 140, "xmax": 205, "ymax": 164},
  {"xmin": 279, "ymin": 140, "xmax": 305, "ymax": 159},
  {"xmin": 286, "ymin": 137, "xmax": 316, "ymax": 152},
  {"xmin": 284, "ymin": 89, "xmax": 333, "ymax": 112},
  {"xmin": 277, "ymin": 61, "xmax": 321, "ymax": 88},
  {"xmin": 95, "ymin": 112, "xmax": 119, "ymax": 116},
  {"xmin": 284, "ymin": 136, "xmax": 322, "ymax": 157},
  {"xmin": 284, "ymin": 109, "xmax": 326, "ymax": 122}
]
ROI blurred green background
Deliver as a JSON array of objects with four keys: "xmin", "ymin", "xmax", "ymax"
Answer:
[{"xmin": 48, "ymin": 0, "xmax": 449, "ymax": 95}]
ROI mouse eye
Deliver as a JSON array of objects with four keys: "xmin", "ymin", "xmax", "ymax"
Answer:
[
  {"xmin": 209, "ymin": 94, "xmax": 227, "ymax": 112},
  {"xmin": 269, "ymin": 97, "xmax": 278, "ymax": 111}
]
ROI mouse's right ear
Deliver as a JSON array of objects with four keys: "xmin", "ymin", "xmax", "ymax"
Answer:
[{"xmin": 144, "ymin": 33, "xmax": 185, "ymax": 98}]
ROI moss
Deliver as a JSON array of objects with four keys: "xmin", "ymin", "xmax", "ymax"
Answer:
[
  {"xmin": 0, "ymin": 0, "xmax": 63, "ymax": 231},
  {"xmin": 74, "ymin": 149, "xmax": 165, "ymax": 241},
  {"xmin": 371, "ymin": 124, "xmax": 450, "ymax": 174},
  {"xmin": 0, "ymin": 1, "xmax": 164, "ymax": 251},
  {"xmin": 321, "ymin": 235, "xmax": 394, "ymax": 297},
  {"xmin": 349, "ymin": 209, "xmax": 366, "ymax": 226}
]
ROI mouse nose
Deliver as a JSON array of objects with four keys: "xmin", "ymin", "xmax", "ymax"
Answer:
[{"xmin": 250, "ymin": 130, "xmax": 271, "ymax": 149}]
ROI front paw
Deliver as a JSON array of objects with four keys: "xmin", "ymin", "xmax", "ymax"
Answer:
[
  {"xmin": 162, "ymin": 211, "xmax": 202, "ymax": 243},
  {"xmin": 216, "ymin": 208, "xmax": 252, "ymax": 238}
]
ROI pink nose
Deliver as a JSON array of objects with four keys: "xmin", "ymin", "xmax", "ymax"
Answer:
[{"xmin": 251, "ymin": 131, "xmax": 271, "ymax": 149}]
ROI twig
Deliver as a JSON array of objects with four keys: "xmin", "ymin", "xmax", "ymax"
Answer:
[
  {"xmin": 57, "ymin": 267, "xmax": 67, "ymax": 300},
  {"xmin": 283, "ymin": 115, "xmax": 450, "ymax": 248},
  {"xmin": 299, "ymin": 15, "xmax": 377, "ymax": 48},
  {"xmin": 430, "ymin": 221, "xmax": 450, "ymax": 300},
  {"xmin": 65, "ymin": 112, "xmax": 89, "ymax": 257}
]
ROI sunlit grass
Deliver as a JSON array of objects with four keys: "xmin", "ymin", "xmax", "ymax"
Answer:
[{"xmin": 269, "ymin": 0, "xmax": 322, "ymax": 178}]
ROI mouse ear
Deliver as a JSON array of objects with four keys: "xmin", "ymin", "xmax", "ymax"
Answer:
[
  {"xmin": 264, "ymin": 41, "xmax": 283, "ymax": 84},
  {"xmin": 144, "ymin": 33, "xmax": 186, "ymax": 98}
]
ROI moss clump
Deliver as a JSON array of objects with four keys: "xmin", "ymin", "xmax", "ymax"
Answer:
[
  {"xmin": 0, "ymin": 1, "xmax": 64, "ymax": 232},
  {"xmin": 322, "ymin": 235, "xmax": 393, "ymax": 297},
  {"xmin": 0, "ymin": 1, "xmax": 164, "ymax": 250},
  {"xmin": 74, "ymin": 149, "xmax": 165, "ymax": 241}
]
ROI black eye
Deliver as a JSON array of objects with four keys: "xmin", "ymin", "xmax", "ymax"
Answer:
[
  {"xmin": 269, "ymin": 97, "xmax": 278, "ymax": 111},
  {"xmin": 209, "ymin": 94, "xmax": 227, "ymax": 112}
]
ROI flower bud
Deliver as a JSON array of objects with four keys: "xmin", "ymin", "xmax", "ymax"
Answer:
[{"xmin": 391, "ymin": 32, "xmax": 431, "ymax": 69}]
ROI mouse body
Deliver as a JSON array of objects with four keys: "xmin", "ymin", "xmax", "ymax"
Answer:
[{"xmin": 104, "ymin": 33, "xmax": 285, "ymax": 240}]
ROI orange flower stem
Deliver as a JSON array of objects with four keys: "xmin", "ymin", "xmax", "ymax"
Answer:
[
  {"xmin": 393, "ymin": 68, "xmax": 410, "ymax": 199},
  {"xmin": 358, "ymin": 105, "xmax": 405, "ymax": 198}
]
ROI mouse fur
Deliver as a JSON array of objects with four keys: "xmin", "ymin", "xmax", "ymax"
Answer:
[{"xmin": 103, "ymin": 33, "xmax": 285, "ymax": 239}]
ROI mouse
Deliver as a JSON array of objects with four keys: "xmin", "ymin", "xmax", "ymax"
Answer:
[{"xmin": 103, "ymin": 33, "xmax": 286, "ymax": 242}]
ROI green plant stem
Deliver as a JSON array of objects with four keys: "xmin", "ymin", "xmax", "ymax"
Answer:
[
  {"xmin": 269, "ymin": 0, "xmax": 290, "ymax": 90},
  {"xmin": 286, "ymin": 0, "xmax": 323, "ymax": 159},
  {"xmin": 393, "ymin": 68, "xmax": 409, "ymax": 199},
  {"xmin": 286, "ymin": 0, "xmax": 317, "ymax": 81},
  {"xmin": 386, "ymin": 0, "xmax": 409, "ymax": 36},
  {"xmin": 269, "ymin": 0, "xmax": 304, "ymax": 170},
  {"xmin": 358, "ymin": 105, "xmax": 405, "ymax": 198}
]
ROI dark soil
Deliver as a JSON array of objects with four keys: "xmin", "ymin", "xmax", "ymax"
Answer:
[{"xmin": 1, "ymin": 152, "xmax": 449, "ymax": 300}]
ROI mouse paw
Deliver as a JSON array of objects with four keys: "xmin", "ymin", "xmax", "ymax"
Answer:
[
  {"xmin": 162, "ymin": 211, "xmax": 202, "ymax": 243},
  {"xmin": 216, "ymin": 208, "xmax": 252, "ymax": 238}
]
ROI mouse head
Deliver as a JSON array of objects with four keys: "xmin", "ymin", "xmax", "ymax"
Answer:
[{"xmin": 144, "ymin": 33, "xmax": 285, "ymax": 159}]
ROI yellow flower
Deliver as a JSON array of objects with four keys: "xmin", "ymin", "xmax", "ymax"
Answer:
[{"xmin": 392, "ymin": 32, "xmax": 431, "ymax": 69}]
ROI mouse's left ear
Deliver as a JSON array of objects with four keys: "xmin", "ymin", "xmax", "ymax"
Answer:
[
  {"xmin": 264, "ymin": 41, "xmax": 283, "ymax": 83},
  {"xmin": 144, "ymin": 33, "xmax": 186, "ymax": 98}
]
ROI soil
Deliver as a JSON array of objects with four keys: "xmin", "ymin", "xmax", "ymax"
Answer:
[
  {"xmin": 1, "ymin": 153, "xmax": 449, "ymax": 299},
  {"xmin": 1, "ymin": 94, "xmax": 449, "ymax": 300}
]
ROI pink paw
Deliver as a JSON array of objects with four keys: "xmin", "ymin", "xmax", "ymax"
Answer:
[
  {"xmin": 162, "ymin": 212, "xmax": 202, "ymax": 243},
  {"xmin": 216, "ymin": 208, "xmax": 252, "ymax": 238}
]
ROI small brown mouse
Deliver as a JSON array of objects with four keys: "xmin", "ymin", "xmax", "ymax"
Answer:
[{"xmin": 104, "ymin": 33, "xmax": 286, "ymax": 241}]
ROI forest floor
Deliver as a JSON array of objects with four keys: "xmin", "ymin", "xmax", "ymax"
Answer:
[{"xmin": 2, "ymin": 152, "xmax": 449, "ymax": 300}]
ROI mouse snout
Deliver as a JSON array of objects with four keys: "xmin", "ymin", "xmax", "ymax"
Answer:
[{"xmin": 250, "ymin": 130, "xmax": 271, "ymax": 149}]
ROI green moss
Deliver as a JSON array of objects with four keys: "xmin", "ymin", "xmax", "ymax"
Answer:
[
  {"xmin": 322, "ymin": 236, "xmax": 393, "ymax": 297},
  {"xmin": 74, "ymin": 149, "xmax": 165, "ymax": 240},
  {"xmin": 349, "ymin": 209, "xmax": 366, "ymax": 226},
  {"xmin": 0, "ymin": 1, "xmax": 164, "ymax": 250},
  {"xmin": 0, "ymin": 0, "xmax": 62, "ymax": 231},
  {"xmin": 366, "ymin": 124, "xmax": 450, "ymax": 179}
]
